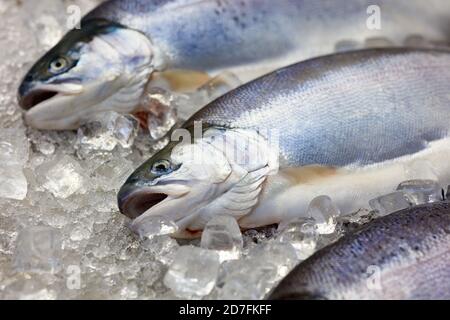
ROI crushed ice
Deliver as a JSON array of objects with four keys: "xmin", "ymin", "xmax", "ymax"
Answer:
[{"xmin": 0, "ymin": 0, "xmax": 448, "ymax": 300}]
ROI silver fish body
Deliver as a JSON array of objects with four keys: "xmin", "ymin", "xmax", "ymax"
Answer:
[
  {"xmin": 118, "ymin": 48, "xmax": 450, "ymax": 237},
  {"xmin": 18, "ymin": 0, "xmax": 450, "ymax": 129},
  {"xmin": 186, "ymin": 48, "xmax": 450, "ymax": 168},
  {"xmin": 269, "ymin": 202, "xmax": 450, "ymax": 300},
  {"xmin": 86, "ymin": 0, "xmax": 450, "ymax": 79}
]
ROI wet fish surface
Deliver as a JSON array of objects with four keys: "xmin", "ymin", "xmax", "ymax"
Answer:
[
  {"xmin": 18, "ymin": 0, "xmax": 450, "ymax": 129},
  {"xmin": 269, "ymin": 202, "xmax": 450, "ymax": 300},
  {"xmin": 118, "ymin": 48, "xmax": 450, "ymax": 238}
]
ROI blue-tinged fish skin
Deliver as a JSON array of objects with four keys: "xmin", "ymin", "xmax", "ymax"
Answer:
[
  {"xmin": 85, "ymin": 0, "xmax": 450, "ymax": 74},
  {"xmin": 186, "ymin": 48, "xmax": 450, "ymax": 168},
  {"xmin": 269, "ymin": 202, "xmax": 450, "ymax": 300},
  {"xmin": 17, "ymin": 0, "xmax": 450, "ymax": 130}
]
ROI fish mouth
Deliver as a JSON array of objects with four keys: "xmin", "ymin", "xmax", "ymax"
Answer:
[
  {"xmin": 118, "ymin": 186, "xmax": 169, "ymax": 219},
  {"xmin": 18, "ymin": 82, "xmax": 83, "ymax": 111},
  {"xmin": 19, "ymin": 89, "xmax": 59, "ymax": 110},
  {"xmin": 18, "ymin": 82, "xmax": 88, "ymax": 130}
]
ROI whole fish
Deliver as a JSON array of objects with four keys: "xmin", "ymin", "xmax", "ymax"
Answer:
[
  {"xmin": 269, "ymin": 202, "xmax": 450, "ymax": 300},
  {"xmin": 17, "ymin": 0, "xmax": 450, "ymax": 130},
  {"xmin": 117, "ymin": 48, "xmax": 450, "ymax": 238}
]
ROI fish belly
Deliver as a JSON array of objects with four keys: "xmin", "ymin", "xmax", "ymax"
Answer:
[{"xmin": 239, "ymin": 137, "xmax": 450, "ymax": 228}]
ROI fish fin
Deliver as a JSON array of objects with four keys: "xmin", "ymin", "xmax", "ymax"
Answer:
[
  {"xmin": 188, "ymin": 166, "xmax": 270, "ymax": 230},
  {"xmin": 150, "ymin": 69, "xmax": 241, "ymax": 96},
  {"xmin": 279, "ymin": 165, "xmax": 338, "ymax": 185},
  {"xmin": 197, "ymin": 71, "xmax": 242, "ymax": 101},
  {"xmin": 150, "ymin": 69, "xmax": 212, "ymax": 92}
]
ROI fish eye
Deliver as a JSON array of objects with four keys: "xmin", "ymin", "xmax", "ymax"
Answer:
[
  {"xmin": 151, "ymin": 159, "xmax": 172, "ymax": 175},
  {"xmin": 49, "ymin": 57, "xmax": 68, "ymax": 74}
]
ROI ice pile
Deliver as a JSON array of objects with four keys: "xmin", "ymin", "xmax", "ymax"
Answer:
[
  {"xmin": 75, "ymin": 112, "xmax": 139, "ymax": 159},
  {"xmin": 277, "ymin": 218, "xmax": 318, "ymax": 260},
  {"xmin": 164, "ymin": 246, "xmax": 221, "ymax": 299},
  {"xmin": 370, "ymin": 179, "xmax": 444, "ymax": 216},
  {"xmin": 13, "ymin": 226, "xmax": 62, "ymax": 274},
  {"xmin": 1, "ymin": 0, "xmax": 449, "ymax": 301},
  {"xmin": 131, "ymin": 216, "xmax": 179, "ymax": 240}
]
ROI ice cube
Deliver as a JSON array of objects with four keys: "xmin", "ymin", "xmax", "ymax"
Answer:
[
  {"xmin": 140, "ymin": 89, "xmax": 179, "ymax": 140},
  {"xmin": 3, "ymin": 275, "xmax": 59, "ymax": 300},
  {"xmin": 277, "ymin": 217, "xmax": 318, "ymax": 260},
  {"xmin": 0, "ymin": 128, "xmax": 29, "ymax": 166},
  {"xmin": 131, "ymin": 216, "xmax": 178, "ymax": 240},
  {"xmin": 369, "ymin": 191, "xmax": 412, "ymax": 216},
  {"xmin": 0, "ymin": 165, "xmax": 28, "ymax": 201},
  {"xmin": 164, "ymin": 246, "xmax": 220, "ymax": 299},
  {"xmin": 13, "ymin": 226, "xmax": 62, "ymax": 273},
  {"xmin": 307, "ymin": 195, "xmax": 340, "ymax": 234},
  {"xmin": 36, "ymin": 154, "xmax": 86, "ymax": 199},
  {"xmin": 396, "ymin": 180, "xmax": 443, "ymax": 205},
  {"xmin": 217, "ymin": 260, "xmax": 276, "ymax": 300},
  {"xmin": 0, "ymin": 128, "xmax": 29, "ymax": 200},
  {"xmin": 248, "ymin": 242, "xmax": 298, "ymax": 279},
  {"xmin": 201, "ymin": 215, "xmax": 243, "ymax": 262},
  {"xmin": 219, "ymin": 242, "xmax": 297, "ymax": 299},
  {"xmin": 75, "ymin": 112, "xmax": 139, "ymax": 158},
  {"xmin": 141, "ymin": 235, "xmax": 179, "ymax": 266},
  {"xmin": 92, "ymin": 157, "xmax": 135, "ymax": 192}
]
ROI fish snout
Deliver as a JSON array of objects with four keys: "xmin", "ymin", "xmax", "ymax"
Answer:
[
  {"xmin": 117, "ymin": 183, "xmax": 168, "ymax": 219},
  {"xmin": 17, "ymin": 79, "xmax": 59, "ymax": 111}
]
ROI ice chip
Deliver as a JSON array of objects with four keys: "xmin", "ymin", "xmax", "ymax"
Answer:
[
  {"xmin": 0, "ymin": 128, "xmax": 29, "ymax": 166},
  {"xmin": 201, "ymin": 215, "xmax": 243, "ymax": 262},
  {"xmin": 217, "ymin": 260, "xmax": 275, "ymax": 300},
  {"xmin": 13, "ymin": 226, "xmax": 62, "ymax": 273},
  {"xmin": 141, "ymin": 89, "xmax": 179, "ymax": 141},
  {"xmin": 75, "ymin": 112, "xmax": 139, "ymax": 158},
  {"xmin": 0, "ymin": 165, "xmax": 28, "ymax": 200},
  {"xmin": 114, "ymin": 114, "xmax": 139, "ymax": 148},
  {"xmin": 249, "ymin": 242, "xmax": 298, "ymax": 279},
  {"xmin": 307, "ymin": 195, "xmax": 340, "ymax": 234},
  {"xmin": 0, "ymin": 128, "xmax": 29, "ymax": 200},
  {"xmin": 141, "ymin": 235, "xmax": 179, "ymax": 266},
  {"xmin": 164, "ymin": 246, "xmax": 220, "ymax": 299},
  {"xmin": 131, "ymin": 215, "xmax": 178, "ymax": 239},
  {"xmin": 396, "ymin": 179, "xmax": 443, "ymax": 205},
  {"xmin": 36, "ymin": 154, "xmax": 86, "ymax": 199},
  {"xmin": 220, "ymin": 242, "xmax": 297, "ymax": 299},
  {"xmin": 369, "ymin": 191, "xmax": 412, "ymax": 216},
  {"xmin": 277, "ymin": 217, "xmax": 318, "ymax": 260},
  {"xmin": 92, "ymin": 157, "xmax": 135, "ymax": 192}
]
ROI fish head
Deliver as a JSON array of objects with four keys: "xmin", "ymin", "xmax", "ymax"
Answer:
[
  {"xmin": 18, "ymin": 19, "xmax": 158, "ymax": 130},
  {"xmin": 117, "ymin": 131, "xmax": 244, "ymax": 234},
  {"xmin": 118, "ymin": 127, "xmax": 278, "ymax": 237}
]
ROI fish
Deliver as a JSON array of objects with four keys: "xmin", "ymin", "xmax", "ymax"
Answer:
[
  {"xmin": 17, "ymin": 0, "xmax": 450, "ymax": 130},
  {"xmin": 117, "ymin": 48, "xmax": 450, "ymax": 238},
  {"xmin": 268, "ymin": 201, "xmax": 450, "ymax": 300}
]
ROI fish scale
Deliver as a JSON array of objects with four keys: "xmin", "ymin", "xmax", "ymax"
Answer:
[
  {"xmin": 85, "ymin": 0, "xmax": 450, "ymax": 77},
  {"xmin": 269, "ymin": 202, "xmax": 450, "ymax": 300},
  {"xmin": 19, "ymin": 0, "xmax": 450, "ymax": 130},
  {"xmin": 186, "ymin": 48, "xmax": 450, "ymax": 167}
]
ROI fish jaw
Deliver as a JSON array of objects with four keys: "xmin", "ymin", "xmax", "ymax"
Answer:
[
  {"xmin": 22, "ymin": 68, "xmax": 148, "ymax": 130},
  {"xmin": 19, "ymin": 24, "xmax": 158, "ymax": 130}
]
